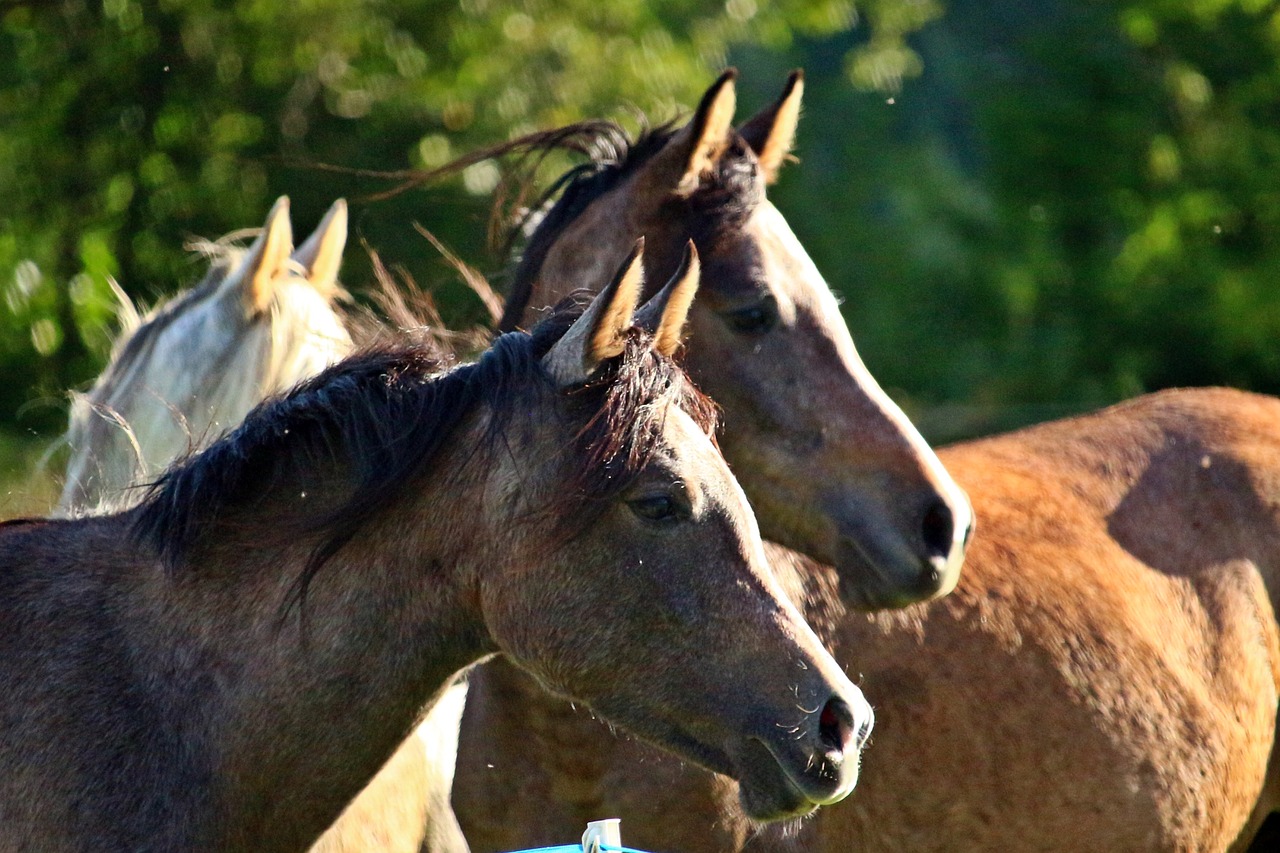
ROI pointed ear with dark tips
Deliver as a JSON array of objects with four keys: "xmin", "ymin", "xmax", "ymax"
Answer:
[
  {"xmin": 654, "ymin": 69, "xmax": 738, "ymax": 196},
  {"xmin": 542, "ymin": 239, "xmax": 646, "ymax": 387},
  {"xmin": 292, "ymin": 199, "xmax": 347, "ymax": 299},
  {"xmin": 237, "ymin": 196, "xmax": 294, "ymax": 315},
  {"xmin": 635, "ymin": 241, "xmax": 700, "ymax": 357},
  {"xmin": 738, "ymin": 70, "xmax": 804, "ymax": 185}
]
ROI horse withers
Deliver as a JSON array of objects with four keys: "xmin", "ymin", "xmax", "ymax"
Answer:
[{"xmin": 0, "ymin": 243, "xmax": 871, "ymax": 852}]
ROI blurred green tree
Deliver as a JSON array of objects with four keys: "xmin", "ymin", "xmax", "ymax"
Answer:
[
  {"xmin": 6, "ymin": 0, "xmax": 1280, "ymax": 486},
  {"xmin": 762, "ymin": 0, "xmax": 1280, "ymax": 439},
  {"xmin": 0, "ymin": 0, "xmax": 890, "ymax": 439}
]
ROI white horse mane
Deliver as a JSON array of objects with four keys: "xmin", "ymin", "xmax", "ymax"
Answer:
[{"xmin": 58, "ymin": 198, "xmax": 354, "ymax": 515}]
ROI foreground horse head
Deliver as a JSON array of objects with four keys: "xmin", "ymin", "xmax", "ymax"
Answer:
[
  {"xmin": 59, "ymin": 195, "xmax": 352, "ymax": 513},
  {"xmin": 1, "ymin": 245, "xmax": 869, "ymax": 852},
  {"xmin": 477, "ymin": 245, "xmax": 870, "ymax": 820},
  {"xmin": 501, "ymin": 71, "xmax": 970, "ymax": 608}
]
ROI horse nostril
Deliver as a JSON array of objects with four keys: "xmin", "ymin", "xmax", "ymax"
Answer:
[
  {"xmin": 920, "ymin": 499, "xmax": 955, "ymax": 559},
  {"xmin": 818, "ymin": 696, "xmax": 855, "ymax": 755}
]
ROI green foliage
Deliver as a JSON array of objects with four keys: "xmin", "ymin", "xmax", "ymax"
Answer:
[
  {"xmin": 761, "ymin": 0, "xmax": 1280, "ymax": 439},
  {"xmin": 5, "ymin": 0, "xmax": 1280, "ymax": 461},
  {"xmin": 0, "ymin": 0, "xmax": 885, "ymax": 440}
]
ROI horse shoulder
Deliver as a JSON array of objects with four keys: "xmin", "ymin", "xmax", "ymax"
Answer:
[{"xmin": 0, "ymin": 518, "xmax": 202, "ymax": 850}]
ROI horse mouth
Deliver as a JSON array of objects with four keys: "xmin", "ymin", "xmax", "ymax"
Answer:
[
  {"xmin": 734, "ymin": 725, "xmax": 865, "ymax": 820},
  {"xmin": 659, "ymin": 728, "xmax": 850, "ymax": 822},
  {"xmin": 596, "ymin": 706, "xmax": 845, "ymax": 821},
  {"xmin": 834, "ymin": 530, "xmax": 944, "ymax": 610},
  {"xmin": 658, "ymin": 716, "xmax": 861, "ymax": 821},
  {"xmin": 733, "ymin": 737, "xmax": 821, "ymax": 820}
]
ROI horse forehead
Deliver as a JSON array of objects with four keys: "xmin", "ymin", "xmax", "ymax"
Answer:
[
  {"xmin": 749, "ymin": 202, "xmax": 831, "ymax": 297},
  {"xmin": 658, "ymin": 406, "xmax": 731, "ymax": 489},
  {"xmin": 690, "ymin": 202, "xmax": 814, "ymax": 299}
]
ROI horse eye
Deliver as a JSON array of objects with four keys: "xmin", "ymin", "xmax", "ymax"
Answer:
[
  {"xmin": 628, "ymin": 495, "xmax": 681, "ymax": 523},
  {"xmin": 722, "ymin": 298, "xmax": 778, "ymax": 335}
]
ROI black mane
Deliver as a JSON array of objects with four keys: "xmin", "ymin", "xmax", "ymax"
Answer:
[
  {"xmin": 497, "ymin": 118, "xmax": 765, "ymax": 333},
  {"xmin": 131, "ymin": 306, "xmax": 717, "ymax": 587},
  {"xmin": 497, "ymin": 122, "xmax": 676, "ymax": 333}
]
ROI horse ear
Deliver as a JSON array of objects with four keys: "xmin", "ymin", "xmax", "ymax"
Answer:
[
  {"xmin": 653, "ymin": 69, "xmax": 738, "ymax": 196},
  {"xmin": 542, "ymin": 238, "xmax": 646, "ymax": 387},
  {"xmin": 292, "ymin": 199, "xmax": 347, "ymax": 299},
  {"xmin": 635, "ymin": 241, "xmax": 700, "ymax": 357},
  {"xmin": 738, "ymin": 70, "xmax": 803, "ymax": 185},
  {"xmin": 238, "ymin": 196, "xmax": 294, "ymax": 315}
]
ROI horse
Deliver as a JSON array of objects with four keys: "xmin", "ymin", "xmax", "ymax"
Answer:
[
  {"xmin": 58, "ymin": 195, "xmax": 352, "ymax": 514},
  {"xmin": 55, "ymin": 70, "xmax": 972, "ymax": 851},
  {"xmin": 518, "ymin": 387, "xmax": 1280, "ymax": 853},
  {"xmin": 455, "ymin": 77, "xmax": 1280, "ymax": 853},
  {"xmin": 0, "ymin": 243, "xmax": 874, "ymax": 852},
  {"xmin": 494, "ymin": 70, "xmax": 973, "ymax": 600},
  {"xmin": 450, "ymin": 69, "xmax": 976, "ymax": 851},
  {"xmin": 796, "ymin": 388, "xmax": 1280, "ymax": 852},
  {"xmin": 54, "ymin": 199, "xmax": 485, "ymax": 853}
]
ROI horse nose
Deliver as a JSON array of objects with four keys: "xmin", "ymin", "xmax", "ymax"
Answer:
[
  {"xmin": 795, "ymin": 692, "xmax": 872, "ymax": 805},
  {"xmin": 921, "ymin": 498, "xmax": 956, "ymax": 561},
  {"xmin": 819, "ymin": 695, "xmax": 855, "ymax": 755},
  {"xmin": 818, "ymin": 694, "xmax": 873, "ymax": 757}
]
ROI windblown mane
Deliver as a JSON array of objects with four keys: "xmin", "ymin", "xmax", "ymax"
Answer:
[
  {"xmin": 497, "ymin": 119, "xmax": 764, "ymax": 333},
  {"xmin": 496, "ymin": 122, "xmax": 675, "ymax": 332},
  {"xmin": 131, "ymin": 302, "xmax": 718, "ymax": 588},
  {"xmin": 98, "ymin": 250, "xmax": 243, "ymax": 382},
  {"xmin": 58, "ymin": 234, "xmax": 359, "ymax": 516}
]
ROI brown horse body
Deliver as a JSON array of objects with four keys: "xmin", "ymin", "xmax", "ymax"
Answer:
[
  {"xmin": 817, "ymin": 386, "xmax": 1280, "ymax": 851},
  {"xmin": 5, "ymin": 251, "xmax": 872, "ymax": 852},
  {"xmin": 466, "ymin": 387, "xmax": 1280, "ymax": 852}
]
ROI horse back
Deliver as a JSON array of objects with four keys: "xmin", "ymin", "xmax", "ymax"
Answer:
[{"xmin": 829, "ymin": 387, "xmax": 1280, "ymax": 851}]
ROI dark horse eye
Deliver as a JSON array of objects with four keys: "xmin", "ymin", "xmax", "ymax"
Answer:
[
  {"xmin": 628, "ymin": 495, "xmax": 681, "ymax": 523},
  {"xmin": 723, "ymin": 297, "xmax": 778, "ymax": 335}
]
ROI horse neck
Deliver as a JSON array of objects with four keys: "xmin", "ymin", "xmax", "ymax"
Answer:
[{"xmin": 126, "ymin": 450, "xmax": 497, "ymax": 848}]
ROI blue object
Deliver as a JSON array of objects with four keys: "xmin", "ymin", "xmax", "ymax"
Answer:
[{"xmin": 505, "ymin": 846, "xmax": 653, "ymax": 853}]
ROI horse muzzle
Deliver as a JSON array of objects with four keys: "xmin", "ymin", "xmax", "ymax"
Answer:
[
  {"xmin": 828, "ymin": 488, "xmax": 971, "ymax": 610},
  {"xmin": 731, "ymin": 688, "xmax": 874, "ymax": 820}
]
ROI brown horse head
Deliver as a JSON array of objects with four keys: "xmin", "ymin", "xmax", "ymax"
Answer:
[
  {"xmin": 501, "ymin": 71, "xmax": 972, "ymax": 609},
  {"xmin": 482, "ymin": 244, "xmax": 872, "ymax": 819},
  {"xmin": 59, "ymin": 196, "xmax": 353, "ymax": 513}
]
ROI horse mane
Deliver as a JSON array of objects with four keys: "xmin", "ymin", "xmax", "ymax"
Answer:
[
  {"xmin": 131, "ymin": 302, "xmax": 718, "ymax": 590},
  {"xmin": 497, "ymin": 119, "xmax": 764, "ymax": 333},
  {"xmin": 58, "ymin": 232, "xmax": 363, "ymax": 516},
  {"xmin": 495, "ymin": 122, "xmax": 676, "ymax": 332},
  {"xmin": 96, "ymin": 251, "xmax": 242, "ymax": 384}
]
